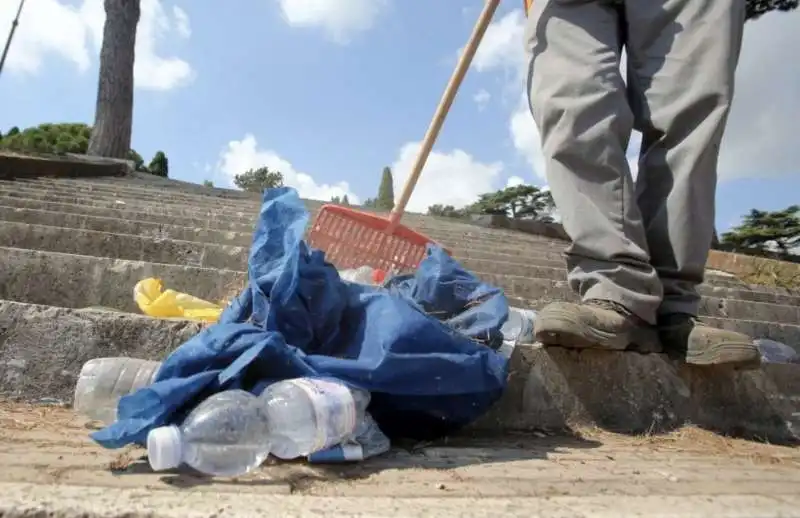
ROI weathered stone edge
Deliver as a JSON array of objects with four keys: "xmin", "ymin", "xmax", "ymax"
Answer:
[{"xmin": 2, "ymin": 300, "xmax": 798, "ymax": 443}]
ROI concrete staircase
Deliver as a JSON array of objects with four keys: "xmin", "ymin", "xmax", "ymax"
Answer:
[{"xmin": 1, "ymin": 164, "xmax": 798, "ymax": 442}]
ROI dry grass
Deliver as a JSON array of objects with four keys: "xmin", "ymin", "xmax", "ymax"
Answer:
[
  {"xmin": 576, "ymin": 424, "xmax": 799, "ymax": 465},
  {"xmin": 0, "ymin": 402, "xmax": 67, "ymax": 431},
  {"xmin": 107, "ymin": 446, "xmax": 140, "ymax": 472},
  {"xmin": 737, "ymin": 257, "xmax": 800, "ymax": 290}
]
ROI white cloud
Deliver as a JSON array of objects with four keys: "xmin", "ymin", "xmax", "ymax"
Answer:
[
  {"xmin": 473, "ymin": 9, "xmax": 526, "ymax": 76},
  {"xmin": 277, "ymin": 0, "xmax": 388, "ymax": 44},
  {"xmin": 129, "ymin": 0, "xmax": 194, "ymax": 90},
  {"xmin": 718, "ymin": 11, "xmax": 800, "ymax": 180},
  {"xmin": 509, "ymin": 94, "xmax": 546, "ymax": 180},
  {"xmin": 172, "ymin": 6, "xmax": 191, "ymax": 38},
  {"xmin": 0, "ymin": 0, "xmax": 193, "ymax": 91},
  {"xmin": 506, "ymin": 175, "xmax": 525, "ymax": 188},
  {"xmin": 217, "ymin": 134, "xmax": 360, "ymax": 203},
  {"xmin": 473, "ymin": 89, "xmax": 491, "ymax": 110},
  {"xmin": 0, "ymin": 0, "xmax": 93, "ymax": 74},
  {"xmin": 390, "ymin": 142, "xmax": 504, "ymax": 213}
]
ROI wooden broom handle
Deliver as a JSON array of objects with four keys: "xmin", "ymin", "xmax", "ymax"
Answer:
[{"xmin": 388, "ymin": 0, "xmax": 502, "ymax": 228}]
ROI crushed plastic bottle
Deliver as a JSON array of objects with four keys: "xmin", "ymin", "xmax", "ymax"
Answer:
[
  {"xmin": 73, "ymin": 357, "xmax": 162, "ymax": 424},
  {"xmin": 754, "ymin": 338, "xmax": 800, "ymax": 364},
  {"xmin": 497, "ymin": 307, "xmax": 537, "ymax": 358},
  {"xmin": 308, "ymin": 412, "xmax": 390, "ymax": 464},
  {"xmin": 147, "ymin": 377, "xmax": 370, "ymax": 476},
  {"xmin": 338, "ymin": 266, "xmax": 388, "ymax": 285},
  {"xmin": 501, "ymin": 307, "xmax": 537, "ymax": 345}
]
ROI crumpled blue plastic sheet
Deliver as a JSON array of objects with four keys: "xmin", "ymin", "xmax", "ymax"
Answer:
[{"xmin": 91, "ymin": 187, "xmax": 510, "ymax": 449}]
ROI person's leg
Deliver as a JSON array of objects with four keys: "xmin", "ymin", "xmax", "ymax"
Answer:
[
  {"xmin": 524, "ymin": 0, "xmax": 662, "ymax": 352},
  {"xmin": 625, "ymin": 0, "xmax": 759, "ymax": 366}
]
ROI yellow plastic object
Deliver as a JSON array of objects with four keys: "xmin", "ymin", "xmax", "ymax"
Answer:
[{"xmin": 134, "ymin": 278, "xmax": 223, "ymax": 323}]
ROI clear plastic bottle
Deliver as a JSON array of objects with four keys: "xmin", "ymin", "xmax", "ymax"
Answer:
[
  {"xmin": 754, "ymin": 338, "xmax": 800, "ymax": 364},
  {"xmin": 147, "ymin": 378, "xmax": 370, "ymax": 476},
  {"xmin": 501, "ymin": 307, "xmax": 537, "ymax": 345},
  {"xmin": 259, "ymin": 377, "xmax": 370, "ymax": 460},
  {"xmin": 73, "ymin": 357, "xmax": 162, "ymax": 424},
  {"xmin": 147, "ymin": 390, "xmax": 269, "ymax": 477}
]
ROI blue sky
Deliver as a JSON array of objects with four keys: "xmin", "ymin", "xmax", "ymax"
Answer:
[{"xmin": 1, "ymin": 0, "xmax": 798, "ymax": 232}]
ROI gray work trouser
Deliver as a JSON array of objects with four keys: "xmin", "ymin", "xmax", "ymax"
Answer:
[{"xmin": 524, "ymin": 0, "xmax": 745, "ymax": 325}]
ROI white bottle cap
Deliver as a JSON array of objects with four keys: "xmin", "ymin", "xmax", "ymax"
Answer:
[{"xmin": 147, "ymin": 425, "xmax": 183, "ymax": 471}]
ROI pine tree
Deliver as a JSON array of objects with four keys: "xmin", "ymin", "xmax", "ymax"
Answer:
[
  {"xmin": 376, "ymin": 166, "xmax": 395, "ymax": 211},
  {"xmin": 722, "ymin": 205, "xmax": 800, "ymax": 257},
  {"xmin": 148, "ymin": 150, "xmax": 169, "ymax": 177}
]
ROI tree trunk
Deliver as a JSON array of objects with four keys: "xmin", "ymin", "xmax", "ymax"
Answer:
[{"xmin": 87, "ymin": 0, "xmax": 140, "ymax": 158}]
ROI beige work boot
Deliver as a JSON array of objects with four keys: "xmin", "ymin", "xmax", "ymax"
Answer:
[
  {"xmin": 658, "ymin": 314, "xmax": 761, "ymax": 369},
  {"xmin": 533, "ymin": 299, "xmax": 661, "ymax": 352}
]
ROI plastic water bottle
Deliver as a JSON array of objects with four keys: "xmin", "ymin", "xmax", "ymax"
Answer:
[
  {"xmin": 73, "ymin": 357, "xmax": 162, "ymax": 424},
  {"xmin": 260, "ymin": 377, "xmax": 370, "ymax": 460},
  {"xmin": 754, "ymin": 338, "xmax": 800, "ymax": 364},
  {"xmin": 147, "ymin": 378, "xmax": 370, "ymax": 476},
  {"xmin": 501, "ymin": 307, "xmax": 537, "ymax": 345}
]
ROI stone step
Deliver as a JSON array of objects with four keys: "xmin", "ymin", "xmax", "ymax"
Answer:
[
  {"xmin": 0, "ymin": 201, "xmax": 791, "ymax": 297},
  {"xmin": 0, "ymin": 247, "xmax": 244, "ymax": 312},
  {"xmin": 3, "ymin": 175, "xmax": 263, "ymax": 207},
  {"xmin": 0, "ymin": 189, "xmax": 260, "ymax": 222},
  {"xmin": 4, "ymin": 247, "xmax": 800, "ymax": 332},
  {"xmin": 0, "ymin": 221, "xmax": 780, "ymax": 300},
  {"xmin": 482, "ymin": 272, "xmax": 800, "ymax": 308},
  {"xmin": 0, "ymin": 206, "xmax": 572, "ymax": 266},
  {"xmin": 0, "ymin": 180, "xmax": 265, "ymax": 217},
  {"xmin": 506, "ymin": 295, "xmax": 800, "ymax": 331},
  {"xmin": 5, "ymin": 172, "xmax": 263, "ymax": 199},
  {"xmin": 0, "ymin": 180, "xmax": 569, "ymax": 246},
  {"xmin": 1, "ymin": 299, "xmax": 797, "ymax": 443},
  {"xmin": 0, "ymin": 206, "xmax": 782, "ymax": 298},
  {"xmin": 0, "ymin": 204, "xmax": 255, "ymax": 248},
  {"xmin": 0, "ymin": 196, "xmax": 257, "ymax": 233},
  {"xmin": 0, "ymin": 299, "xmax": 203, "ymax": 402},
  {"xmin": 0, "ymin": 188, "xmax": 564, "ymax": 250},
  {"xmin": 0, "ymin": 221, "xmax": 249, "ymax": 270}
]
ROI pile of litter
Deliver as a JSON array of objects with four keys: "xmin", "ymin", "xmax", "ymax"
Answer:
[{"xmin": 74, "ymin": 187, "xmax": 530, "ymax": 477}]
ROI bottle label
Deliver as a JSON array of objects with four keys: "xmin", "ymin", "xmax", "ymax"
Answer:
[{"xmin": 288, "ymin": 378, "xmax": 358, "ymax": 453}]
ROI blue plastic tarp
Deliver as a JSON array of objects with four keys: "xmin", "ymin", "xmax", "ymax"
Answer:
[{"xmin": 91, "ymin": 187, "xmax": 510, "ymax": 449}]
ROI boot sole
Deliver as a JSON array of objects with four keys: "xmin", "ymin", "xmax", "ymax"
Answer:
[
  {"xmin": 534, "ymin": 310, "xmax": 631, "ymax": 351},
  {"xmin": 685, "ymin": 342, "xmax": 762, "ymax": 370}
]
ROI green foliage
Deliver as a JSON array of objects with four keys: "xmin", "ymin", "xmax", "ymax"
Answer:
[
  {"xmin": 466, "ymin": 184, "xmax": 555, "ymax": 221},
  {"xmin": 149, "ymin": 150, "xmax": 169, "ymax": 178},
  {"xmin": 0, "ymin": 123, "xmax": 91, "ymax": 155},
  {"xmin": 127, "ymin": 149, "xmax": 146, "ymax": 171},
  {"xmin": 234, "ymin": 166, "xmax": 284, "ymax": 193},
  {"xmin": 362, "ymin": 198, "xmax": 377, "ymax": 209},
  {"xmin": 427, "ymin": 204, "xmax": 467, "ymax": 219},
  {"xmin": 0, "ymin": 123, "xmax": 163, "ymax": 175},
  {"xmin": 376, "ymin": 166, "xmax": 395, "ymax": 211},
  {"xmin": 330, "ymin": 194, "xmax": 351, "ymax": 206},
  {"xmin": 203, "ymin": 180, "xmax": 214, "ymax": 187},
  {"xmin": 722, "ymin": 205, "xmax": 800, "ymax": 257},
  {"xmin": 746, "ymin": 0, "xmax": 798, "ymax": 21}
]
